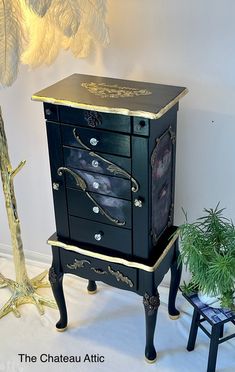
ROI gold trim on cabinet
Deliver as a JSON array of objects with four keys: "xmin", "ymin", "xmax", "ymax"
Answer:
[
  {"xmin": 32, "ymin": 88, "xmax": 188, "ymax": 120},
  {"xmin": 48, "ymin": 230, "xmax": 179, "ymax": 273}
]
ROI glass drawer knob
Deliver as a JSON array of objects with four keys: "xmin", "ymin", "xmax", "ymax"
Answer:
[
  {"xmin": 90, "ymin": 138, "xmax": 99, "ymax": 146},
  {"xmin": 93, "ymin": 181, "xmax": 99, "ymax": 189},
  {"xmin": 134, "ymin": 198, "xmax": 143, "ymax": 208},
  {"xmin": 53, "ymin": 182, "xmax": 60, "ymax": 191},
  {"xmin": 93, "ymin": 206, "xmax": 99, "ymax": 214},
  {"xmin": 45, "ymin": 108, "xmax": 52, "ymax": 116},
  {"xmin": 94, "ymin": 233, "xmax": 102, "ymax": 241},
  {"xmin": 92, "ymin": 160, "xmax": 99, "ymax": 168}
]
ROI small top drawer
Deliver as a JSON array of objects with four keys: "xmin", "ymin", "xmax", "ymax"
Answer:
[
  {"xmin": 61, "ymin": 124, "xmax": 131, "ymax": 157},
  {"xmin": 59, "ymin": 106, "xmax": 131, "ymax": 133}
]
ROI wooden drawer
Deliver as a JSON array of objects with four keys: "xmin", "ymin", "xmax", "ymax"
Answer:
[
  {"xmin": 59, "ymin": 106, "xmax": 131, "ymax": 133},
  {"xmin": 67, "ymin": 188, "xmax": 132, "ymax": 229},
  {"xmin": 61, "ymin": 124, "xmax": 131, "ymax": 157},
  {"xmin": 65, "ymin": 168, "xmax": 131, "ymax": 200},
  {"xmin": 60, "ymin": 248, "xmax": 137, "ymax": 291},
  {"xmin": 69, "ymin": 216, "xmax": 132, "ymax": 255},
  {"xmin": 63, "ymin": 146, "xmax": 131, "ymax": 177}
]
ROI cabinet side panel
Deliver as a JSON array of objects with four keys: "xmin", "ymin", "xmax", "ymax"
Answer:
[
  {"xmin": 149, "ymin": 105, "xmax": 178, "ymax": 248},
  {"xmin": 46, "ymin": 121, "xmax": 70, "ymax": 238},
  {"xmin": 132, "ymin": 136, "xmax": 150, "ymax": 259}
]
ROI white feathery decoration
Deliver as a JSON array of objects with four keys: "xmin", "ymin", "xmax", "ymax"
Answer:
[
  {"xmin": 25, "ymin": 0, "xmax": 53, "ymax": 17},
  {"xmin": 0, "ymin": 0, "xmax": 109, "ymax": 87},
  {"xmin": 0, "ymin": 1, "xmax": 25, "ymax": 87},
  {"xmin": 48, "ymin": 1, "xmax": 81, "ymax": 37},
  {"xmin": 21, "ymin": 5, "xmax": 62, "ymax": 67}
]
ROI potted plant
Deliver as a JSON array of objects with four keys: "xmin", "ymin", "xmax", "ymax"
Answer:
[{"xmin": 178, "ymin": 204, "xmax": 235, "ymax": 309}]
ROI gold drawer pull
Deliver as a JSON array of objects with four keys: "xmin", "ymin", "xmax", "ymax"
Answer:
[{"xmin": 57, "ymin": 167, "xmax": 126, "ymax": 226}]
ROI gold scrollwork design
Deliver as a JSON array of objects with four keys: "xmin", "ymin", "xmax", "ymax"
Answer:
[
  {"xmin": 108, "ymin": 266, "xmax": 134, "ymax": 288},
  {"xmin": 67, "ymin": 259, "xmax": 91, "ymax": 270},
  {"xmin": 73, "ymin": 128, "xmax": 139, "ymax": 192},
  {"xmin": 81, "ymin": 82, "xmax": 152, "ymax": 99},
  {"xmin": 91, "ymin": 267, "xmax": 107, "ymax": 275},
  {"xmin": 57, "ymin": 167, "xmax": 126, "ymax": 226}
]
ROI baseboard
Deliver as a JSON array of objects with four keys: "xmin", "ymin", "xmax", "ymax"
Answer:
[{"xmin": 0, "ymin": 243, "xmax": 51, "ymax": 267}]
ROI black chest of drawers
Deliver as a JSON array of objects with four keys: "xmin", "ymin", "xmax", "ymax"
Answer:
[{"xmin": 33, "ymin": 74, "xmax": 187, "ymax": 362}]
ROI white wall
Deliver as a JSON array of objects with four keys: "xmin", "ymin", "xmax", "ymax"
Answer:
[{"xmin": 0, "ymin": 0, "xmax": 235, "ymax": 258}]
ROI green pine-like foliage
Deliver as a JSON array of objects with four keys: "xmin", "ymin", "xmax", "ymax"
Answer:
[{"xmin": 179, "ymin": 204, "xmax": 235, "ymax": 309}]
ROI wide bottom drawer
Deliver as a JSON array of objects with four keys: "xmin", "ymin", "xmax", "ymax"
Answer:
[
  {"xmin": 69, "ymin": 216, "xmax": 132, "ymax": 255},
  {"xmin": 60, "ymin": 248, "xmax": 137, "ymax": 291}
]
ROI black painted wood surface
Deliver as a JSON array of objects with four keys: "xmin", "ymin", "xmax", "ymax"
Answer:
[{"xmin": 34, "ymin": 74, "xmax": 187, "ymax": 363}]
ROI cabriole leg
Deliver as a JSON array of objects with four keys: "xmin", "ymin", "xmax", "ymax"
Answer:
[
  {"xmin": 143, "ymin": 290, "xmax": 160, "ymax": 363},
  {"xmin": 49, "ymin": 266, "xmax": 68, "ymax": 331},
  {"xmin": 168, "ymin": 239, "xmax": 182, "ymax": 319}
]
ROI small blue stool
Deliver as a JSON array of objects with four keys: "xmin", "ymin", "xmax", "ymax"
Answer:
[{"xmin": 183, "ymin": 293, "xmax": 235, "ymax": 372}]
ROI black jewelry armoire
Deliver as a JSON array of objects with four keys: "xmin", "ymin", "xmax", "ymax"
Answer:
[{"xmin": 33, "ymin": 74, "xmax": 187, "ymax": 362}]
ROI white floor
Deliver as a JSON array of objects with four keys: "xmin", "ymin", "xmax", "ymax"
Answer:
[{"xmin": 0, "ymin": 256, "xmax": 234, "ymax": 372}]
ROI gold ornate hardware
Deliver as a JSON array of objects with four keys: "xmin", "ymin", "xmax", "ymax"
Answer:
[
  {"xmin": 84, "ymin": 111, "xmax": 102, "ymax": 128},
  {"xmin": 91, "ymin": 268, "xmax": 107, "ymax": 275},
  {"xmin": 57, "ymin": 167, "xmax": 126, "ymax": 226},
  {"xmin": 134, "ymin": 199, "xmax": 143, "ymax": 208},
  {"xmin": 108, "ymin": 266, "xmax": 134, "ymax": 288},
  {"xmin": 0, "ymin": 108, "xmax": 57, "ymax": 319},
  {"xmin": 73, "ymin": 128, "xmax": 139, "ymax": 192},
  {"xmin": 67, "ymin": 259, "xmax": 90, "ymax": 270},
  {"xmin": 48, "ymin": 267, "xmax": 57, "ymax": 284},
  {"xmin": 143, "ymin": 292, "xmax": 160, "ymax": 316},
  {"xmin": 169, "ymin": 127, "xmax": 176, "ymax": 144},
  {"xmin": 168, "ymin": 203, "xmax": 174, "ymax": 226},
  {"xmin": 81, "ymin": 82, "xmax": 152, "ymax": 99},
  {"xmin": 53, "ymin": 182, "xmax": 60, "ymax": 191}
]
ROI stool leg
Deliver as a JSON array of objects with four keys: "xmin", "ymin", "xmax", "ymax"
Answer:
[
  {"xmin": 49, "ymin": 266, "xmax": 68, "ymax": 331},
  {"xmin": 219, "ymin": 324, "xmax": 224, "ymax": 339},
  {"xmin": 187, "ymin": 308, "xmax": 200, "ymax": 351},
  {"xmin": 207, "ymin": 325, "xmax": 221, "ymax": 372},
  {"xmin": 143, "ymin": 289, "xmax": 160, "ymax": 363},
  {"xmin": 168, "ymin": 239, "xmax": 182, "ymax": 319}
]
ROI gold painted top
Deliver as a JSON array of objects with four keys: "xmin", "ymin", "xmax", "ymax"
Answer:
[
  {"xmin": 32, "ymin": 73, "xmax": 188, "ymax": 119},
  {"xmin": 48, "ymin": 230, "xmax": 179, "ymax": 273}
]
